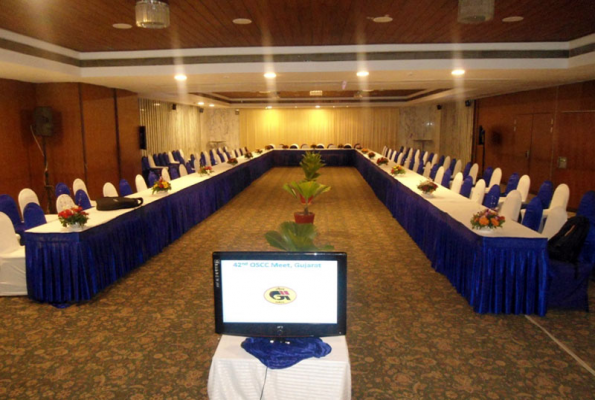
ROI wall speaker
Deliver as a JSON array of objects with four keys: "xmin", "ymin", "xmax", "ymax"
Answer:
[
  {"xmin": 478, "ymin": 125, "xmax": 485, "ymax": 145},
  {"xmin": 436, "ymin": 105, "xmax": 442, "ymax": 110},
  {"xmin": 33, "ymin": 107, "xmax": 54, "ymax": 137},
  {"xmin": 465, "ymin": 100, "xmax": 472, "ymax": 107},
  {"xmin": 199, "ymin": 108, "xmax": 204, "ymax": 113},
  {"xmin": 139, "ymin": 126, "xmax": 147, "ymax": 150},
  {"xmin": 172, "ymin": 104, "xmax": 177, "ymax": 111}
]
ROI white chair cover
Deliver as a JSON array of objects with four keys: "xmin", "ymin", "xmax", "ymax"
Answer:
[
  {"xmin": 382, "ymin": 146, "xmax": 388, "ymax": 156},
  {"xmin": 487, "ymin": 167, "xmax": 502, "ymax": 192},
  {"xmin": 396, "ymin": 153, "xmax": 404, "ymax": 165},
  {"xmin": 517, "ymin": 175, "xmax": 531, "ymax": 202},
  {"xmin": 18, "ymin": 188, "xmax": 40, "ymax": 218},
  {"xmin": 300, "ymin": 144, "xmax": 309, "ymax": 149},
  {"xmin": 73, "ymin": 178, "xmax": 88, "ymax": 197},
  {"xmin": 434, "ymin": 167, "xmax": 445, "ymax": 185},
  {"xmin": 269, "ymin": 144, "xmax": 276, "ymax": 149},
  {"xmin": 422, "ymin": 152, "xmax": 429, "ymax": 165},
  {"xmin": 328, "ymin": 144, "xmax": 336, "ymax": 149},
  {"xmin": 344, "ymin": 143, "xmax": 352, "ymax": 148},
  {"xmin": 431, "ymin": 153, "xmax": 439, "ymax": 166},
  {"xmin": 161, "ymin": 168, "xmax": 171, "ymax": 181},
  {"xmin": 443, "ymin": 156, "xmax": 451, "ymax": 169},
  {"xmin": 423, "ymin": 162, "xmax": 432, "ymax": 178},
  {"xmin": 450, "ymin": 173, "xmax": 463, "ymax": 194},
  {"xmin": 148, "ymin": 156, "xmax": 158, "ymax": 168},
  {"xmin": 413, "ymin": 149, "xmax": 420, "ymax": 161},
  {"xmin": 543, "ymin": 184, "xmax": 570, "ymax": 218},
  {"xmin": 391, "ymin": 151, "xmax": 399, "ymax": 162},
  {"xmin": 220, "ymin": 152, "xmax": 229, "ymax": 162},
  {"xmin": 412, "ymin": 159, "xmax": 420, "ymax": 173},
  {"xmin": 499, "ymin": 190, "xmax": 522, "ymax": 222},
  {"xmin": 135, "ymin": 174, "xmax": 148, "ymax": 192},
  {"xmin": 179, "ymin": 149, "xmax": 185, "ymax": 159},
  {"xmin": 541, "ymin": 207, "xmax": 568, "ymax": 239},
  {"xmin": 452, "ymin": 159, "xmax": 462, "ymax": 177},
  {"xmin": 0, "ymin": 212, "xmax": 27, "ymax": 296},
  {"xmin": 56, "ymin": 194, "xmax": 75, "ymax": 212},
  {"xmin": 317, "ymin": 143, "xmax": 325, "ymax": 148},
  {"xmin": 471, "ymin": 179, "xmax": 486, "ymax": 205},
  {"xmin": 179, "ymin": 164, "xmax": 188, "ymax": 177},
  {"xmin": 167, "ymin": 152, "xmax": 179, "ymax": 164},
  {"xmin": 468, "ymin": 163, "xmax": 479, "ymax": 184},
  {"xmin": 103, "ymin": 182, "xmax": 118, "ymax": 197},
  {"xmin": 290, "ymin": 143, "xmax": 299, "ymax": 149},
  {"xmin": 201, "ymin": 151, "xmax": 211, "ymax": 167}
]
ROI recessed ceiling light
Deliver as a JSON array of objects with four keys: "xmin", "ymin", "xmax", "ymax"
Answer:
[
  {"xmin": 315, "ymin": 105, "xmax": 321, "ymax": 109},
  {"xmin": 357, "ymin": 71, "xmax": 369, "ymax": 77},
  {"xmin": 371, "ymin": 15, "xmax": 393, "ymax": 23},
  {"xmin": 452, "ymin": 69, "xmax": 466, "ymax": 76},
  {"xmin": 154, "ymin": 103, "xmax": 161, "ymax": 106},
  {"xmin": 264, "ymin": 72, "xmax": 277, "ymax": 79},
  {"xmin": 174, "ymin": 74, "xmax": 187, "ymax": 81},
  {"xmin": 502, "ymin": 16, "xmax": 524, "ymax": 22},
  {"xmin": 233, "ymin": 18, "xmax": 252, "ymax": 25},
  {"xmin": 362, "ymin": 89, "xmax": 373, "ymax": 92},
  {"xmin": 113, "ymin": 23, "xmax": 132, "ymax": 29},
  {"xmin": 197, "ymin": 102, "xmax": 204, "ymax": 106},
  {"xmin": 266, "ymin": 106, "xmax": 272, "ymax": 109},
  {"xmin": 209, "ymin": 104, "xmax": 215, "ymax": 107}
]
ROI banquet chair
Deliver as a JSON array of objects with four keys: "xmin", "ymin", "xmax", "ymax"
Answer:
[
  {"xmin": 503, "ymin": 173, "xmax": 520, "ymax": 196},
  {"xmin": 238, "ymin": 148, "xmax": 245, "ymax": 156},
  {"xmin": 434, "ymin": 166, "xmax": 445, "ymax": 185},
  {"xmin": 521, "ymin": 197, "xmax": 543, "ymax": 232},
  {"xmin": 429, "ymin": 164, "xmax": 440, "ymax": 180},
  {"xmin": 483, "ymin": 185, "xmax": 501, "ymax": 209},
  {"xmin": 232, "ymin": 149, "xmax": 239, "ymax": 158},
  {"xmin": 422, "ymin": 151, "xmax": 429, "ymax": 165},
  {"xmin": 179, "ymin": 149, "xmax": 185, "ymax": 160},
  {"xmin": 290, "ymin": 144, "xmax": 299, "ymax": 149},
  {"xmin": 382, "ymin": 146, "xmax": 388, "ymax": 156},
  {"xmin": 169, "ymin": 166, "xmax": 181, "ymax": 180},
  {"xmin": 448, "ymin": 158, "xmax": 457, "ymax": 174},
  {"xmin": 179, "ymin": 164, "xmax": 188, "ymax": 177},
  {"xmin": 55, "ymin": 182, "xmax": 71, "ymax": 198},
  {"xmin": 486, "ymin": 168, "xmax": 502, "ymax": 193},
  {"xmin": 219, "ymin": 152, "xmax": 229, "ymax": 162},
  {"xmin": 119, "ymin": 179, "xmax": 133, "ymax": 196},
  {"xmin": 344, "ymin": 143, "xmax": 352, "ymax": 149},
  {"xmin": 468, "ymin": 163, "xmax": 479, "ymax": 184},
  {"xmin": 471, "ymin": 180, "xmax": 486, "ymax": 204},
  {"xmin": 450, "ymin": 173, "xmax": 463, "ymax": 194},
  {"xmin": 392, "ymin": 151, "xmax": 401, "ymax": 162},
  {"xmin": 185, "ymin": 161, "xmax": 194, "ymax": 174},
  {"xmin": 541, "ymin": 207, "xmax": 568, "ymax": 239},
  {"xmin": 209, "ymin": 149, "xmax": 219, "ymax": 165},
  {"xmin": 577, "ymin": 191, "xmax": 595, "ymax": 222},
  {"xmin": 452, "ymin": 159, "xmax": 462, "ymax": 177},
  {"xmin": 577, "ymin": 191, "xmax": 595, "ymax": 266},
  {"xmin": 423, "ymin": 162, "xmax": 432, "ymax": 178},
  {"xmin": 387, "ymin": 149, "xmax": 394, "ymax": 160},
  {"xmin": 268, "ymin": 144, "xmax": 275, "ymax": 149},
  {"xmin": 75, "ymin": 190, "xmax": 93, "ymax": 210},
  {"xmin": 354, "ymin": 143, "xmax": 362, "ymax": 149},
  {"xmin": 103, "ymin": 182, "xmax": 118, "ymax": 197},
  {"xmin": 517, "ymin": 175, "xmax": 531, "ymax": 203},
  {"xmin": 543, "ymin": 184, "xmax": 570, "ymax": 218},
  {"xmin": 437, "ymin": 155, "xmax": 445, "ymax": 167},
  {"xmin": 301, "ymin": 144, "xmax": 309, "ymax": 149},
  {"xmin": 161, "ymin": 168, "xmax": 171, "ymax": 181},
  {"xmin": 427, "ymin": 153, "xmax": 435, "ymax": 165},
  {"xmin": 396, "ymin": 153, "xmax": 404, "ymax": 166},
  {"xmin": 200, "ymin": 151, "xmax": 210, "ymax": 167},
  {"xmin": 167, "ymin": 151, "xmax": 180, "ymax": 165},
  {"xmin": 408, "ymin": 157, "xmax": 416, "ymax": 170},
  {"xmin": 460, "ymin": 176, "xmax": 473, "ymax": 198},
  {"xmin": 18, "ymin": 188, "xmax": 40, "ymax": 219},
  {"xmin": 535, "ymin": 180, "xmax": 554, "ymax": 208},
  {"xmin": 462, "ymin": 162, "xmax": 472, "ymax": 179},
  {"xmin": 316, "ymin": 143, "xmax": 325, "ymax": 149},
  {"xmin": 482, "ymin": 167, "xmax": 494, "ymax": 187},
  {"xmin": 325, "ymin": 144, "xmax": 334, "ymax": 149},
  {"xmin": 443, "ymin": 156, "xmax": 451, "ymax": 170},
  {"xmin": 148, "ymin": 172, "xmax": 159, "ymax": 188},
  {"xmin": 56, "ymin": 194, "xmax": 75, "ymax": 212},
  {"xmin": 416, "ymin": 161, "xmax": 425, "ymax": 175},
  {"xmin": 23, "ymin": 203, "xmax": 47, "ymax": 229},
  {"xmin": 0, "ymin": 212, "xmax": 27, "ymax": 296},
  {"xmin": 398, "ymin": 146, "xmax": 404, "ymax": 153},
  {"xmin": 413, "ymin": 149, "xmax": 420, "ymax": 161},
  {"xmin": 0, "ymin": 195, "xmax": 25, "ymax": 239},
  {"xmin": 499, "ymin": 190, "xmax": 522, "ymax": 222},
  {"xmin": 73, "ymin": 178, "xmax": 97, "ymax": 207},
  {"xmin": 412, "ymin": 159, "xmax": 420, "ymax": 173},
  {"xmin": 440, "ymin": 169, "xmax": 452, "ymax": 187}
]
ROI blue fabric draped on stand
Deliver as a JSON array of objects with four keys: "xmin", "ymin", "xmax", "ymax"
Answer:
[{"xmin": 241, "ymin": 337, "xmax": 332, "ymax": 369}]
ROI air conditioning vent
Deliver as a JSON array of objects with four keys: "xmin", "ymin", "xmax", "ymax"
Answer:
[{"xmin": 310, "ymin": 90, "xmax": 323, "ymax": 96}]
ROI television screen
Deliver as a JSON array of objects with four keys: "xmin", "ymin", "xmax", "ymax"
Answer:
[{"xmin": 213, "ymin": 251, "xmax": 347, "ymax": 338}]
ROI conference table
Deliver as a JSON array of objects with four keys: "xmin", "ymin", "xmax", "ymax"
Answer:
[{"xmin": 24, "ymin": 148, "xmax": 549, "ymax": 315}]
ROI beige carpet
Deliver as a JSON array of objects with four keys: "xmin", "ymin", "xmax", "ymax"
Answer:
[{"xmin": 1, "ymin": 167, "xmax": 594, "ymax": 399}]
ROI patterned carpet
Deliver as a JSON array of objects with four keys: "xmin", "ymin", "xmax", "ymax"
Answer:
[{"xmin": 1, "ymin": 167, "xmax": 594, "ymax": 399}]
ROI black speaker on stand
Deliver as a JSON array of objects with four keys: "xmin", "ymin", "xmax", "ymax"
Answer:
[{"xmin": 32, "ymin": 107, "xmax": 54, "ymax": 213}]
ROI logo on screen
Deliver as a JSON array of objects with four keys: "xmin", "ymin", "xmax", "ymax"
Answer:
[{"xmin": 264, "ymin": 287, "xmax": 296, "ymax": 304}]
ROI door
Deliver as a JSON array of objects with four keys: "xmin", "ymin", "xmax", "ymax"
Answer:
[{"xmin": 528, "ymin": 114, "xmax": 554, "ymax": 193}]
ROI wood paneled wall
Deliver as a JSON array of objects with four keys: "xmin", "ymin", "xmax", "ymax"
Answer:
[
  {"xmin": 0, "ymin": 79, "xmax": 141, "ymax": 214},
  {"xmin": 474, "ymin": 81, "xmax": 595, "ymax": 209}
]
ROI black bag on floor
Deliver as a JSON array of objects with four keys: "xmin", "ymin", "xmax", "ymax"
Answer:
[
  {"xmin": 547, "ymin": 216, "xmax": 590, "ymax": 264},
  {"xmin": 96, "ymin": 197, "xmax": 144, "ymax": 211}
]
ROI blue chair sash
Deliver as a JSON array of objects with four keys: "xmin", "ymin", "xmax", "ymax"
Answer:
[
  {"xmin": 522, "ymin": 197, "xmax": 543, "ymax": 231},
  {"xmin": 75, "ymin": 190, "xmax": 92, "ymax": 210},
  {"xmin": 119, "ymin": 179, "xmax": 133, "ymax": 196},
  {"xmin": 23, "ymin": 202, "xmax": 47, "ymax": 229}
]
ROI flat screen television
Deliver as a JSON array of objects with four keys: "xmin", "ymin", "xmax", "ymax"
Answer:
[{"xmin": 213, "ymin": 251, "xmax": 347, "ymax": 338}]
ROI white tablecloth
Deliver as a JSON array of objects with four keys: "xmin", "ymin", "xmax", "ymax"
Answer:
[{"xmin": 208, "ymin": 335, "xmax": 351, "ymax": 400}]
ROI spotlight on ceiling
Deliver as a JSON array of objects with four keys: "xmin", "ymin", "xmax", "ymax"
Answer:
[
  {"xmin": 197, "ymin": 102, "xmax": 204, "ymax": 106},
  {"xmin": 174, "ymin": 74, "xmax": 187, "ymax": 81},
  {"xmin": 233, "ymin": 18, "xmax": 252, "ymax": 25},
  {"xmin": 315, "ymin": 105, "xmax": 321, "ymax": 109},
  {"xmin": 452, "ymin": 69, "xmax": 466, "ymax": 76},
  {"xmin": 136, "ymin": 0, "xmax": 170, "ymax": 29},
  {"xmin": 209, "ymin": 104, "xmax": 215, "ymax": 107},
  {"xmin": 264, "ymin": 72, "xmax": 277, "ymax": 79},
  {"xmin": 356, "ymin": 71, "xmax": 369, "ymax": 77},
  {"xmin": 457, "ymin": 0, "xmax": 494, "ymax": 24}
]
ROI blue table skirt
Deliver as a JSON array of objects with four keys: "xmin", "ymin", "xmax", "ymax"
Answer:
[
  {"xmin": 354, "ymin": 153, "xmax": 549, "ymax": 315},
  {"xmin": 24, "ymin": 153, "xmax": 273, "ymax": 304},
  {"xmin": 272, "ymin": 150, "xmax": 354, "ymax": 167}
]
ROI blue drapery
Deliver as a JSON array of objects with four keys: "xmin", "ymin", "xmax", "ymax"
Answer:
[{"xmin": 241, "ymin": 337, "xmax": 332, "ymax": 369}]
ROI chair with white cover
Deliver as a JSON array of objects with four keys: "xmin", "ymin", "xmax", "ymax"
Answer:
[
  {"xmin": 452, "ymin": 159, "xmax": 462, "ymax": 178},
  {"xmin": 431, "ymin": 153, "xmax": 439, "ymax": 166},
  {"xmin": 450, "ymin": 173, "xmax": 463, "ymax": 194},
  {"xmin": 179, "ymin": 149, "xmax": 185, "ymax": 160},
  {"xmin": 460, "ymin": 176, "xmax": 473, "ymax": 198},
  {"xmin": 200, "ymin": 151, "xmax": 211, "ymax": 167},
  {"xmin": 499, "ymin": 190, "xmax": 522, "ymax": 222},
  {"xmin": 343, "ymin": 143, "xmax": 352, "ymax": 149},
  {"xmin": 471, "ymin": 179, "xmax": 486, "ymax": 205},
  {"xmin": 56, "ymin": 194, "xmax": 75, "ymax": 212},
  {"xmin": 73, "ymin": 178, "xmax": 97, "ymax": 207},
  {"xmin": 541, "ymin": 207, "xmax": 568, "ymax": 239},
  {"xmin": 300, "ymin": 144, "xmax": 309, "ymax": 149},
  {"xmin": 0, "ymin": 212, "xmax": 27, "ymax": 296},
  {"xmin": 290, "ymin": 144, "xmax": 299, "ymax": 149},
  {"xmin": 179, "ymin": 164, "xmax": 188, "ymax": 177},
  {"xmin": 316, "ymin": 143, "xmax": 325, "ymax": 149},
  {"xmin": 543, "ymin": 184, "xmax": 570, "ymax": 218},
  {"xmin": 103, "ymin": 182, "xmax": 118, "ymax": 197},
  {"xmin": 135, "ymin": 174, "xmax": 148, "ymax": 192},
  {"xmin": 395, "ymin": 153, "xmax": 404, "ymax": 166},
  {"xmin": 468, "ymin": 163, "xmax": 479, "ymax": 184},
  {"xmin": 486, "ymin": 167, "xmax": 502, "ymax": 192},
  {"xmin": 167, "ymin": 151, "xmax": 180, "ymax": 165},
  {"xmin": 434, "ymin": 166, "xmax": 445, "ymax": 185},
  {"xmin": 161, "ymin": 168, "xmax": 171, "ymax": 181},
  {"xmin": 412, "ymin": 159, "xmax": 420, "ymax": 173},
  {"xmin": 423, "ymin": 162, "xmax": 432, "ymax": 178},
  {"xmin": 443, "ymin": 156, "xmax": 451, "ymax": 169},
  {"xmin": 517, "ymin": 175, "xmax": 531, "ymax": 203},
  {"xmin": 327, "ymin": 144, "xmax": 335, "ymax": 149},
  {"xmin": 422, "ymin": 151, "xmax": 429, "ymax": 165},
  {"xmin": 18, "ymin": 188, "xmax": 40, "ymax": 219},
  {"xmin": 382, "ymin": 146, "xmax": 388, "ymax": 156},
  {"xmin": 483, "ymin": 185, "xmax": 502, "ymax": 209},
  {"xmin": 413, "ymin": 149, "xmax": 420, "ymax": 161}
]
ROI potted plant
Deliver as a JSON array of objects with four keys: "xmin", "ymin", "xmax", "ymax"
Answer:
[
  {"xmin": 300, "ymin": 151, "xmax": 325, "ymax": 182},
  {"xmin": 470, "ymin": 209, "xmax": 505, "ymax": 232},
  {"xmin": 199, "ymin": 165, "xmax": 213, "ymax": 176},
  {"xmin": 244, "ymin": 151, "xmax": 253, "ymax": 159},
  {"xmin": 391, "ymin": 165, "xmax": 406, "ymax": 176},
  {"xmin": 152, "ymin": 177, "xmax": 171, "ymax": 195},
  {"xmin": 417, "ymin": 179, "xmax": 438, "ymax": 196},
  {"xmin": 255, "ymin": 149, "xmax": 263, "ymax": 154},
  {"xmin": 283, "ymin": 180, "xmax": 331, "ymax": 224},
  {"xmin": 265, "ymin": 221, "xmax": 334, "ymax": 251},
  {"xmin": 368, "ymin": 151, "xmax": 376, "ymax": 159},
  {"xmin": 376, "ymin": 156, "xmax": 389, "ymax": 165},
  {"xmin": 310, "ymin": 143, "xmax": 317, "ymax": 149},
  {"xmin": 58, "ymin": 206, "xmax": 89, "ymax": 231},
  {"xmin": 265, "ymin": 145, "xmax": 273, "ymax": 150},
  {"xmin": 227, "ymin": 158, "xmax": 238, "ymax": 165},
  {"xmin": 361, "ymin": 148, "xmax": 369, "ymax": 154}
]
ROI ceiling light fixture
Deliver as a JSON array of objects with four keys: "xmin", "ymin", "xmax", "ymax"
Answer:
[
  {"xmin": 174, "ymin": 74, "xmax": 187, "ymax": 81},
  {"xmin": 310, "ymin": 90, "xmax": 323, "ymax": 96},
  {"xmin": 266, "ymin": 106, "xmax": 272, "ymax": 109},
  {"xmin": 452, "ymin": 69, "xmax": 466, "ymax": 76},
  {"xmin": 264, "ymin": 72, "xmax": 277, "ymax": 79},
  {"xmin": 113, "ymin": 23, "xmax": 132, "ymax": 29},
  {"xmin": 197, "ymin": 102, "xmax": 204, "ymax": 106},
  {"xmin": 233, "ymin": 18, "xmax": 252, "ymax": 25},
  {"xmin": 136, "ymin": 0, "xmax": 170, "ymax": 29},
  {"xmin": 502, "ymin": 16, "xmax": 524, "ymax": 22},
  {"xmin": 457, "ymin": 0, "xmax": 494, "ymax": 24},
  {"xmin": 371, "ymin": 15, "xmax": 393, "ymax": 23},
  {"xmin": 357, "ymin": 71, "xmax": 369, "ymax": 77},
  {"xmin": 315, "ymin": 105, "xmax": 321, "ymax": 109},
  {"xmin": 209, "ymin": 104, "xmax": 215, "ymax": 107}
]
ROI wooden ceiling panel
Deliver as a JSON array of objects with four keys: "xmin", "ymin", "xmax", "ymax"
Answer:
[
  {"xmin": 0, "ymin": 0, "xmax": 593, "ymax": 52},
  {"xmin": 208, "ymin": 89, "xmax": 423, "ymax": 99}
]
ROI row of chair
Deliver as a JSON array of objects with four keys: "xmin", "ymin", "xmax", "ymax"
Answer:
[{"xmin": 283, "ymin": 143, "xmax": 361, "ymax": 149}]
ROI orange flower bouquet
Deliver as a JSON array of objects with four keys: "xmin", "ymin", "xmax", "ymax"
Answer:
[
  {"xmin": 361, "ymin": 148, "xmax": 369, "ymax": 154},
  {"xmin": 227, "ymin": 158, "xmax": 239, "ymax": 165},
  {"xmin": 58, "ymin": 206, "xmax": 89, "ymax": 229},
  {"xmin": 244, "ymin": 152, "xmax": 253, "ymax": 159},
  {"xmin": 199, "ymin": 166, "xmax": 213, "ymax": 176},
  {"xmin": 376, "ymin": 156, "xmax": 389, "ymax": 165},
  {"xmin": 368, "ymin": 151, "xmax": 376, "ymax": 159},
  {"xmin": 417, "ymin": 179, "xmax": 438, "ymax": 195},
  {"xmin": 470, "ymin": 209, "xmax": 505, "ymax": 230},
  {"xmin": 255, "ymin": 149, "xmax": 263, "ymax": 154},
  {"xmin": 265, "ymin": 145, "xmax": 273, "ymax": 150},
  {"xmin": 152, "ymin": 177, "xmax": 171, "ymax": 194},
  {"xmin": 391, "ymin": 165, "xmax": 406, "ymax": 176}
]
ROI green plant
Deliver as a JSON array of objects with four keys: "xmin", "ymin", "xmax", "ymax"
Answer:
[
  {"xmin": 299, "ymin": 151, "xmax": 325, "ymax": 181},
  {"xmin": 283, "ymin": 180, "xmax": 331, "ymax": 215},
  {"xmin": 265, "ymin": 221, "xmax": 334, "ymax": 251}
]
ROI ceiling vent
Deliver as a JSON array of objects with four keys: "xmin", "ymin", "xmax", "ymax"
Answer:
[
  {"xmin": 310, "ymin": 90, "xmax": 323, "ymax": 96},
  {"xmin": 457, "ymin": 0, "xmax": 494, "ymax": 24}
]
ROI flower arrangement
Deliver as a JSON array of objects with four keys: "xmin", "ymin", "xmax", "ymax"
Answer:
[
  {"xmin": 368, "ymin": 151, "xmax": 376, "ymax": 159},
  {"xmin": 199, "ymin": 165, "xmax": 213, "ymax": 176},
  {"xmin": 256, "ymin": 149, "xmax": 263, "ymax": 154},
  {"xmin": 376, "ymin": 157, "xmax": 389, "ymax": 165},
  {"xmin": 417, "ymin": 179, "xmax": 438, "ymax": 194},
  {"xmin": 470, "ymin": 209, "xmax": 506, "ymax": 230},
  {"xmin": 361, "ymin": 148, "xmax": 369, "ymax": 154},
  {"xmin": 227, "ymin": 158, "xmax": 238, "ymax": 165},
  {"xmin": 338, "ymin": 144, "xmax": 344, "ymax": 148},
  {"xmin": 391, "ymin": 165, "xmax": 406, "ymax": 176},
  {"xmin": 265, "ymin": 145, "xmax": 273, "ymax": 150},
  {"xmin": 310, "ymin": 144, "xmax": 317, "ymax": 149},
  {"xmin": 58, "ymin": 206, "xmax": 89, "ymax": 228},
  {"xmin": 244, "ymin": 152, "xmax": 253, "ymax": 159},
  {"xmin": 282, "ymin": 145, "xmax": 289, "ymax": 149},
  {"xmin": 152, "ymin": 177, "xmax": 171, "ymax": 194}
]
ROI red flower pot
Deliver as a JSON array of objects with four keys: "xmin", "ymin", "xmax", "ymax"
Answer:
[{"xmin": 294, "ymin": 212, "xmax": 315, "ymax": 224}]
